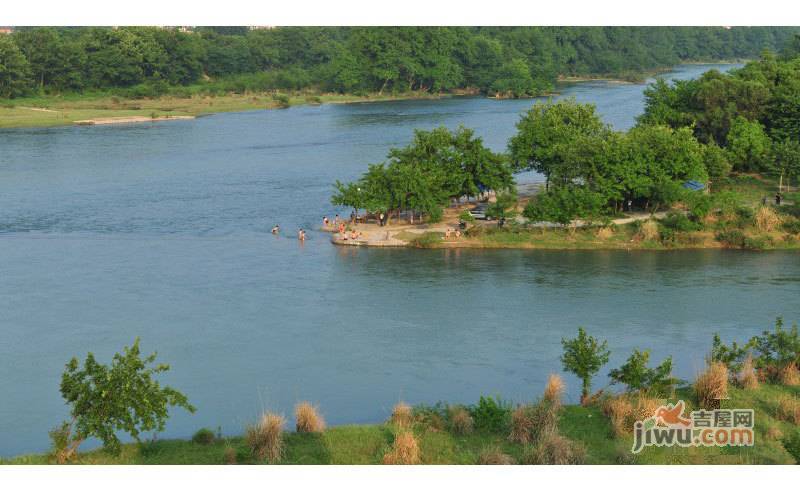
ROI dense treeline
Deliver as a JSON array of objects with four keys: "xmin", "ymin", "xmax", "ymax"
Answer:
[
  {"xmin": 639, "ymin": 48, "xmax": 800, "ymax": 184},
  {"xmin": 1, "ymin": 26, "xmax": 798, "ymax": 99}
]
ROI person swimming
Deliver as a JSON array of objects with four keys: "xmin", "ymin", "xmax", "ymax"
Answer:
[
  {"xmin": 298, "ymin": 229, "xmax": 306, "ymax": 241},
  {"xmin": 271, "ymin": 224, "xmax": 280, "ymax": 234}
]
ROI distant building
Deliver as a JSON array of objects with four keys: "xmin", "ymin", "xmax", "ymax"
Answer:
[
  {"xmin": 0, "ymin": 27, "xmax": 13, "ymax": 35},
  {"xmin": 248, "ymin": 26, "xmax": 275, "ymax": 30}
]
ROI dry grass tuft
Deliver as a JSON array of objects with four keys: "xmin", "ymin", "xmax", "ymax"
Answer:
[
  {"xmin": 390, "ymin": 402, "xmax": 413, "ymax": 428},
  {"xmin": 755, "ymin": 206, "xmax": 781, "ymax": 232},
  {"xmin": 596, "ymin": 226, "xmax": 615, "ymax": 239},
  {"xmin": 246, "ymin": 413, "xmax": 285, "ymax": 463},
  {"xmin": 382, "ymin": 431, "xmax": 420, "ymax": 465},
  {"xmin": 295, "ymin": 401, "xmax": 326, "ymax": 433},
  {"xmin": 776, "ymin": 396, "xmax": 800, "ymax": 425},
  {"xmin": 223, "ymin": 445, "xmax": 237, "ymax": 464},
  {"xmin": 695, "ymin": 362, "xmax": 729, "ymax": 409},
  {"xmin": 523, "ymin": 433, "xmax": 586, "ymax": 465},
  {"xmin": 766, "ymin": 426, "xmax": 783, "ymax": 440},
  {"xmin": 779, "ymin": 363, "xmax": 800, "ymax": 386},
  {"xmin": 603, "ymin": 396, "xmax": 633, "ymax": 437},
  {"xmin": 543, "ymin": 373, "xmax": 565, "ymax": 407},
  {"xmin": 448, "ymin": 406, "xmax": 474, "ymax": 435},
  {"xmin": 624, "ymin": 396, "xmax": 662, "ymax": 431},
  {"xmin": 477, "ymin": 445, "xmax": 515, "ymax": 465},
  {"xmin": 638, "ymin": 219, "xmax": 659, "ymax": 241},
  {"xmin": 509, "ymin": 405, "xmax": 537, "ymax": 444},
  {"xmin": 738, "ymin": 355, "xmax": 759, "ymax": 390}
]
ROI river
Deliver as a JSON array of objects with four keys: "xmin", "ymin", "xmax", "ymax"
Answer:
[{"xmin": 3, "ymin": 63, "xmax": 798, "ymax": 457}]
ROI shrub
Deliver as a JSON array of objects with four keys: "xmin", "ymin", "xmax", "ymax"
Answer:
[
  {"xmin": 447, "ymin": 406, "xmax": 474, "ymax": 435},
  {"xmin": 382, "ymin": 431, "xmax": 420, "ymax": 465},
  {"xmin": 192, "ymin": 428, "xmax": 216, "ymax": 445},
  {"xmin": 766, "ymin": 426, "xmax": 783, "ymax": 440},
  {"xmin": 782, "ymin": 219, "xmax": 800, "ymax": 235},
  {"xmin": 390, "ymin": 402, "xmax": 413, "ymax": 428},
  {"xmin": 522, "ymin": 433, "xmax": 586, "ymax": 465},
  {"xmin": 49, "ymin": 422, "xmax": 72, "ymax": 464},
  {"xmin": 750, "ymin": 317, "xmax": 800, "ymax": 379},
  {"xmin": 509, "ymin": 405, "xmax": 537, "ymax": 444},
  {"xmin": 509, "ymin": 398, "xmax": 560, "ymax": 445},
  {"xmin": 560, "ymin": 328, "xmax": 610, "ymax": 402},
  {"xmin": 459, "ymin": 210, "xmax": 475, "ymax": 222},
  {"xmin": 477, "ymin": 445, "xmax": 515, "ymax": 465},
  {"xmin": 272, "ymin": 93, "xmax": 291, "ymax": 108},
  {"xmin": 743, "ymin": 235, "xmax": 771, "ymax": 250},
  {"xmin": 637, "ymin": 219, "xmax": 659, "ymax": 241},
  {"xmin": 603, "ymin": 396, "xmax": 633, "ymax": 437},
  {"xmin": 776, "ymin": 396, "xmax": 800, "ymax": 425},
  {"xmin": 246, "ymin": 413, "xmax": 285, "ymax": 463},
  {"xmin": 412, "ymin": 403, "xmax": 447, "ymax": 432},
  {"xmin": 624, "ymin": 396, "xmax": 662, "ymax": 431},
  {"xmin": 608, "ymin": 349, "xmax": 679, "ymax": 397},
  {"xmin": 779, "ymin": 363, "xmax": 800, "ymax": 386},
  {"xmin": 716, "ymin": 229, "xmax": 746, "ymax": 248},
  {"xmin": 661, "ymin": 211, "xmax": 702, "ymax": 232},
  {"xmin": 782, "ymin": 429, "xmax": 800, "ymax": 463},
  {"xmin": 738, "ymin": 354, "xmax": 759, "ymax": 389},
  {"xmin": 754, "ymin": 206, "xmax": 781, "ymax": 232},
  {"xmin": 470, "ymin": 396, "xmax": 512, "ymax": 433},
  {"xmin": 710, "ymin": 333, "xmax": 751, "ymax": 372},
  {"xmin": 694, "ymin": 362, "xmax": 728, "ymax": 409},
  {"xmin": 543, "ymin": 374, "xmax": 565, "ymax": 407},
  {"xmin": 295, "ymin": 402, "xmax": 326, "ymax": 433},
  {"xmin": 223, "ymin": 445, "xmax": 237, "ymax": 464}
]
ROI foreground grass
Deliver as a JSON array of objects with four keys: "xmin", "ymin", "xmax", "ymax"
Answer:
[
  {"xmin": 0, "ymin": 90, "xmax": 455, "ymax": 129},
  {"xmin": 4, "ymin": 383, "xmax": 797, "ymax": 465}
]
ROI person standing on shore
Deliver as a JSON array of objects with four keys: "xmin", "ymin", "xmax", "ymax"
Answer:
[{"xmin": 379, "ymin": 212, "xmax": 385, "ymax": 226}]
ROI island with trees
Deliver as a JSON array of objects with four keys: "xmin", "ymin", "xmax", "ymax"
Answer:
[
  {"xmin": 1, "ymin": 26, "xmax": 798, "ymax": 127},
  {"xmin": 329, "ymin": 50, "xmax": 800, "ymax": 250}
]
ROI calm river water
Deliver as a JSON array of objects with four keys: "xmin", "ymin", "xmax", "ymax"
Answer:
[{"xmin": 3, "ymin": 63, "xmax": 798, "ymax": 456}]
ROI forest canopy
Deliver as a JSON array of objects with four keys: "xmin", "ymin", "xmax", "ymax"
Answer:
[{"xmin": 1, "ymin": 26, "xmax": 798, "ymax": 99}]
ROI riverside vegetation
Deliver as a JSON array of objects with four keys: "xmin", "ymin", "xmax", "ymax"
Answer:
[
  {"xmin": 1, "ymin": 27, "xmax": 798, "ymax": 127},
  {"xmin": 4, "ymin": 318, "xmax": 800, "ymax": 465},
  {"xmin": 331, "ymin": 52, "xmax": 800, "ymax": 250}
]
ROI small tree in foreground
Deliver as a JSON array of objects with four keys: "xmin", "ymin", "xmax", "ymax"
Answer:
[
  {"xmin": 55, "ymin": 338, "xmax": 195, "ymax": 462},
  {"xmin": 560, "ymin": 328, "xmax": 610, "ymax": 403},
  {"xmin": 608, "ymin": 349, "xmax": 678, "ymax": 397}
]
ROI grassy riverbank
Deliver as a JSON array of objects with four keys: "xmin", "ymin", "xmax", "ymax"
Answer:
[
  {"xmin": 0, "ymin": 90, "xmax": 460, "ymax": 129},
  {"xmin": 4, "ymin": 383, "xmax": 798, "ymax": 465}
]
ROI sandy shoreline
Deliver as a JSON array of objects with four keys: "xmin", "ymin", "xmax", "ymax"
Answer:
[{"xmin": 73, "ymin": 115, "xmax": 195, "ymax": 126}]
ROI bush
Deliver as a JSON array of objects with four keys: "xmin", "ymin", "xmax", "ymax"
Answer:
[
  {"xmin": 521, "ymin": 433, "xmax": 586, "ymax": 465},
  {"xmin": 477, "ymin": 445, "xmax": 515, "ymax": 465},
  {"xmin": 782, "ymin": 429, "xmax": 800, "ymax": 463},
  {"xmin": 470, "ymin": 396, "xmax": 512, "ymax": 433},
  {"xmin": 390, "ymin": 402, "xmax": 413, "ymax": 428},
  {"xmin": 637, "ymin": 219, "xmax": 660, "ymax": 241},
  {"xmin": 412, "ymin": 403, "xmax": 447, "ymax": 432},
  {"xmin": 447, "ymin": 405, "xmax": 474, "ymax": 435},
  {"xmin": 694, "ymin": 362, "xmax": 728, "ymax": 409},
  {"xmin": 459, "ymin": 210, "xmax": 475, "ymax": 222},
  {"xmin": 295, "ymin": 402, "xmax": 326, "ymax": 433},
  {"xmin": 382, "ymin": 431, "xmax": 420, "ymax": 465},
  {"xmin": 782, "ymin": 219, "xmax": 800, "ymax": 235},
  {"xmin": 608, "ymin": 349, "xmax": 679, "ymax": 397},
  {"xmin": 754, "ymin": 206, "xmax": 781, "ymax": 232},
  {"xmin": 246, "ymin": 413, "xmax": 285, "ymax": 463},
  {"xmin": 776, "ymin": 396, "xmax": 800, "ymax": 425},
  {"xmin": 49, "ymin": 422, "xmax": 72, "ymax": 464},
  {"xmin": 543, "ymin": 374, "xmax": 565, "ymax": 407},
  {"xmin": 750, "ymin": 317, "xmax": 800, "ymax": 379},
  {"xmin": 738, "ymin": 355, "xmax": 759, "ymax": 389},
  {"xmin": 272, "ymin": 93, "xmax": 291, "ymax": 108},
  {"xmin": 192, "ymin": 428, "xmax": 216, "ymax": 445},
  {"xmin": 661, "ymin": 211, "xmax": 702, "ymax": 232},
  {"xmin": 223, "ymin": 445, "xmax": 237, "ymax": 464},
  {"xmin": 602, "ymin": 396, "xmax": 633, "ymax": 437},
  {"xmin": 716, "ymin": 229, "xmax": 746, "ymax": 248}
]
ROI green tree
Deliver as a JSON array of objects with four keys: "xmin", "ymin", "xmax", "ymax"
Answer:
[
  {"xmin": 771, "ymin": 138, "xmax": 800, "ymax": 188},
  {"xmin": 0, "ymin": 35, "xmax": 31, "ymax": 98},
  {"xmin": 726, "ymin": 117, "xmax": 772, "ymax": 172},
  {"xmin": 560, "ymin": 328, "xmax": 611, "ymax": 401},
  {"xmin": 490, "ymin": 58, "xmax": 536, "ymax": 97},
  {"xmin": 749, "ymin": 317, "xmax": 800, "ymax": 373},
  {"xmin": 608, "ymin": 349, "xmax": 678, "ymax": 397},
  {"xmin": 508, "ymin": 99, "xmax": 607, "ymax": 188},
  {"xmin": 57, "ymin": 338, "xmax": 195, "ymax": 460},
  {"xmin": 523, "ymin": 186, "xmax": 605, "ymax": 226}
]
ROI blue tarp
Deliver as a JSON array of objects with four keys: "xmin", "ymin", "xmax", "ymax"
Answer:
[{"xmin": 682, "ymin": 180, "xmax": 705, "ymax": 191}]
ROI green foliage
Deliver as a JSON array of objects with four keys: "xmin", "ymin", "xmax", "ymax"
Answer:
[
  {"xmin": 1, "ymin": 27, "xmax": 796, "ymax": 99},
  {"xmin": 726, "ymin": 117, "xmax": 772, "ymax": 172},
  {"xmin": 332, "ymin": 126, "xmax": 513, "ymax": 223},
  {"xmin": 660, "ymin": 211, "xmax": 703, "ymax": 232},
  {"xmin": 272, "ymin": 92, "xmax": 290, "ymax": 108},
  {"xmin": 783, "ymin": 429, "xmax": 800, "ymax": 463},
  {"xmin": 749, "ymin": 317, "xmax": 800, "ymax": 372},
  {"xmin": 715, "ymin": 229, "xmax": 747, "ymax": 248},
  {"xmin": 0, "ymin": 35, "xmax": 32, "ymax": 98},
  {"xmin": 710, "ymin": 334, "xmax": 752, "ymax": 372},
  {"xmin": 59, "ymin": 338, "xmax": 196, "ymax": 457},
  {"xmin": 560, "ymin": 328, "xmax": 611, "ymax": 399},
  {"xmin": 192, "ymin": 428, "xmax": 217, "ymax": 445},
  {"xmin": 523, "ymin": 186, "xmax": 604, "ymax": 225},
  {"xmin": 608, "ymin": 349, "xmax": 679, "ymax": 397},
  {"xmin": 469, "ymin": 395, "xmax": 512, "ymax": 433},
  {"xmin": 485, "ymin": 189, "xmax": 518, "ymax": 220},
  {"xmin": 459, "ymin": 210, "xmax": 475, "ymax": 222}
]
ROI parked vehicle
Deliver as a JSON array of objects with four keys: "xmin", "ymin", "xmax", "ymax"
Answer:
[{"xmin": 469, "ymin": 203, "xmax": 492, "ymax": 220}]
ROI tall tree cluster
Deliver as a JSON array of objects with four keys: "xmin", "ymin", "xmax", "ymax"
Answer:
[{"xmin": 1, "ymin": 26, "xmax": 797, "ymax": 99}]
